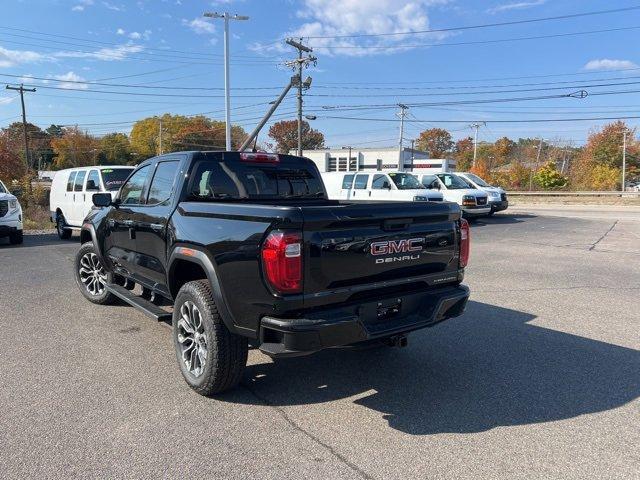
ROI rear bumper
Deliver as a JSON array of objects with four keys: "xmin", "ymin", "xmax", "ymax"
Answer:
[{"xmin": 259, "ymin": 284, "xmax": 469, "ymax": 357}]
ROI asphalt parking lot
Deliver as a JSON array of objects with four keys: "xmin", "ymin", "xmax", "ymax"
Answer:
[{"xmin": 1, "ymin": 206, "xmax": 638, "ymax": 479}]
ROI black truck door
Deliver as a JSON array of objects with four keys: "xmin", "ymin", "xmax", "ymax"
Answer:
[
  {"xmin": 103, "ymin": 164, "xmax": 152, "ymax": 277},
  {"xmin": 133, "ymin": 158, "xmax": 181, "ymax": 291}
]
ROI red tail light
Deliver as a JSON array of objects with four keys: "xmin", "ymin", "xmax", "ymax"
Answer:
[
  {"xmin": 459, "ymin": 218, "xmax": 470, "ymax": 268},
  {"xmin": 261, "ymin": 231, "xmax": 302, "ymax": 294},
  {"xmin": 240, "ymin": 152, "xmax": 280, "ymax": 163}
]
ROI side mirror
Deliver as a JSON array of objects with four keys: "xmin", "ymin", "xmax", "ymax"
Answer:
[
  {"xmin": 86, "ymin": 180, "xmax": 99, "ymax": 191},
  {"xmin": 92, "ymin": 192, "xmax": 113, "ymax": 208},
  {"xmin": 430, "ymin": 183, "xmax": 440, "ymax": 190},
  {"xmin": 383, "ymin": 181, "xmax": 391, "ymax": 189}
]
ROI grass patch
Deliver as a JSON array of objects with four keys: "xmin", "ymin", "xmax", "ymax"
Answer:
[{"xmin": 23, "ymin": 205, "xmax": 53, "ymax": 231}]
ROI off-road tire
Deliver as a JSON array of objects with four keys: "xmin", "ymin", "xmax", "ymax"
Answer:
[
  {"xmin": 56, "ymin": 213, "xmax": 72, "ymax": 240},
  {"xmin": 173, "ymin": 280, "xmax": 248, "ymax": 396},
  {"xmin": 74, "ymin": 242, "xmax": 117, "ymax": 305},
  {"xmin": 9, "ymin": 230, "xmax": 23, "ymax": 244}
]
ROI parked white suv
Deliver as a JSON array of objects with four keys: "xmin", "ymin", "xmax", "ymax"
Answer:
[
  {"xmin": 413, "ymin": 172, "xmax": 491, "ymax": 218},
  {"xmin": 457, "ymin": 172, "xmax": 508, "ymax": 216},
  {"xmin": 49, "ymin": 166, "xmax": 134, "ymax": 239},
  {"xmin": 322, "ymin": 172, "xmax": 444, "ymax": 202},
  {"xmin": 0, "ymin": 179, "xmax": 23, "ymax": 244}
]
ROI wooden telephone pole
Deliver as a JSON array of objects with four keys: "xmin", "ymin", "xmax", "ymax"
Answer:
[{"xmin": 6, "ymin": 84, "xmax": 36, "ymax": 169}]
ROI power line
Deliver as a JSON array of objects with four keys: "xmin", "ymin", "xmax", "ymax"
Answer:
[
  {"xmin": 301, "ymin": 5, "xmax": 640, "ymax": 39},
  {"xmin": 314, "ymin": 73, "xmax": 640, "ymax": 91},
  {"xmin": 307, "ymin": 79, "xmax": 640, "ymax": 98},
  {"xmin": 317, "ymin": 67, "xmax": 640, "ymax": 86},
  {"xmin": 317, "ymin": 114, "xmax": 640, "ymax": 124},
  {"xmin": 307, "ymin": 25, "xmax": 640, "ymax": 49},
  {"xmin": 0, "ymin": 25, "xmax": 278, "ymax": 60},
  {"xmin": 0, "ymin": 73, "xmax": 283, "ymax": 91},
  {"xmin": 0, "ymin": 37, "xmax": 276, "ymax": 66}
]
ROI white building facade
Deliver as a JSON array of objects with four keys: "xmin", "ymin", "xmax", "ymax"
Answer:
[{"xmin": 296, "ymin": 147, "xmax": 456, "ymax": 173}]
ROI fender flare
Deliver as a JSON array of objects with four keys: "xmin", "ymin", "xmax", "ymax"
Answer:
[
  {"xmin": 168, "ymin": 246, "xmax": 250, "ymax": 337},
  {"xmin": 80, "ymin": 222, "xmax": 111, "ymax": 270}
]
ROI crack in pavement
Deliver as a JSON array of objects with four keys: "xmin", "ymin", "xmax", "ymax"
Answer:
[
  {"xmin": 241, "ymin": 382, "xmax": 374, "ymax": 480},
  {"xmin": 589, "ymin": 220, "xmax": 619, "ymax": 251}
]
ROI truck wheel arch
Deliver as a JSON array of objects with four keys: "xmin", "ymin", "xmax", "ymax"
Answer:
[{"xmin": 168, "ymin": 247, "xmax": 245, "ymax": 336}]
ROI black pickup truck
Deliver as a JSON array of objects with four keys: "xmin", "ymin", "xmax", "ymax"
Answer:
[{"xmin": 75, "ymin": 151, "xmax": 470, "ymax": 396}]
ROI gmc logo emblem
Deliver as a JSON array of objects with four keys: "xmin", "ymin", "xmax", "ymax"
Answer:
[{"xmin": 370, "ymin": 238, "xmax": 423, "ymax": 256}]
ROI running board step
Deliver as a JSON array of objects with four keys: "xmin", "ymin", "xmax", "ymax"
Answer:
[{"xmin": 106, "ymin": 283, "xmax": 173, "ymax": 322}]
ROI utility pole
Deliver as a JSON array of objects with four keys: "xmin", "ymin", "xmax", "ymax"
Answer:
[
  {"xmin": 158, "ymin": 117, "xmax": 163, "ymax": 155},
  {"xmin": 529, "ymin": 138, "xmax": 544, "ymax": 191},
  {"xmin": 239, "ymin": 76, "xmax": 298, "ymax": 151},
  {"xmin": 203, "ymin": 12, "xmax": 249, "ymax": 151},
  {"xmin": 397, "ymin": 104, "xmax": 408, "ymax": 167},
  {"xmin": 622, "ymin": 129, "xmax": 627, "ymax": 192},
  {"xmin": 411, "ymin": 139, "xmax": 415, "ymax": 169},
  {"xmin": 285, "ymin": 38, "xmax": 316, "ymax": 156},
  {"xmin": 342, "ymin": 146, "xmax": 353, "ymax": 172},
  {"xmin": 6, "ymin": 84, "xmax": 36, "ymax": 169},
  {"xmin": 470, "ymin": 122, "xmax": 485, "ymax": 168}
]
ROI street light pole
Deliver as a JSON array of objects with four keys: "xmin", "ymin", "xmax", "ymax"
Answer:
[{"xmin": 203, "ymin": 12, "xmax": 249, "ymax": 151}]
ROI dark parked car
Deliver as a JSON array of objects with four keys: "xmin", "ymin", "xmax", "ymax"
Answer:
[{"xmin": 75, "ymin": 151, "xmax": 471, "ymax": 396}]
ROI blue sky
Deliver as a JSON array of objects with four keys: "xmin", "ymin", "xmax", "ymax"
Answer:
[{"xmin": 0, "ymin": 0, "xmax": 639, "ymax": 149}]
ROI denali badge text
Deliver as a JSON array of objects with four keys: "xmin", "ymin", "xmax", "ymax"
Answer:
[{"xmin": 371, "ymin": 238, "xmax": 423, "ymax": 264}]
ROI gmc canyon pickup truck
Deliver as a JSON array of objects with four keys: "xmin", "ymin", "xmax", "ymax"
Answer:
[{"xmin": 75, "ymin": 151, "xmax": 470, "ymax": 396}]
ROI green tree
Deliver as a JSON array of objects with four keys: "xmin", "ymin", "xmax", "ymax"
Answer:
[
  {"xmin": 267, "ymin": 119, "xmax": 325, "ymax": 153},
  {"xmin": 533, "ymin": 161, "xmax": 568, "ymax": 189},
  {"xmin": 415, "ymin": 128, "xmax": 453, "ymax": 158},
  {"xmin": 99, "ymin": 133, "xmax": 133, "ymax": 165}
]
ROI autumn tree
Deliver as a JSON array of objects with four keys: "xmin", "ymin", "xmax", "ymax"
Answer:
[
  {"xmin": 0, "ymin": 133, "xmax": 27, "ymax": 183},
  {"xmin": 98, "ymin": 133, "xmax": 133, "ymax": 165},
  {"xmin": 130, "ymin": 114, "xmax": 247, "ymax": 158},
  {"xmin": 492, "ymin": 136, "xmax": 515, "ymax": 167},
  {"xmin": 172, "ymin": 116, "xmax": 246, "ymax": 151},
  {"xmin": 415, "ymin": 128, "xmax": 453, "ymax": 158},
  {"xmin": 268, "ymin": 120, "xmax": 325, "ymax": 153},
  {"xmin": 51, "ymin": 127, "xmax": 100, "ymax": 169},
  {"xmin": 2, "ymin": 122, "xmax": 53, "ymax": 169},
  {"xmin": 454, "ymin": 137, "xmax": 474, "ymax": 170},
  {"xmin": 571, "ymin": 121, "xmax": 639, "ymax": 190}
]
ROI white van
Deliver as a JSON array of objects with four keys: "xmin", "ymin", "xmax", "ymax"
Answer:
[
  {"xmin": 456, "ymin": 172, "xmax": 508, "ymax": 215},
  {"xmin": 413, "ymin": 172, "xmax": 491, "ymax": 218},
  {"xmin": 50, "ymin": 166, "xmax": 134, "ymax": 239},
  {"xmin": 322, "ymin": 172, "xmax": 444, "ymax": 202}
]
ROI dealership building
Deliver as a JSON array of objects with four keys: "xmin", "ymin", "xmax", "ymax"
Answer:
[{"xmin": 297, "ymin": 147, "xmax": 456, "ymax": 173}]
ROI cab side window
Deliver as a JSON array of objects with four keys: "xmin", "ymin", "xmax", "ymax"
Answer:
[
  {"xmin": 86, "ymin": 170, "xmax": 100, "ymax": 191},
  {"xmin": 147, "ymin": 161, "xmax": 179, "ymax": 205},
  {"xmin": 74, "ymin": 171, "xmax": 86, "ymax": 192},
  {"xmin": 341, "ymin": 174, "xmax": 354, "ymax": 189},
  {"xmin": 66, "ymin": 172, "xmax": 77, "ymax": 192},
  {"xmin": 354, "ymin": 174, "xmax": 369, "ymax": 190},
  {"xmin": 119, "ymin": 165, "xmax": 150, "ymax": 205},
  {"xmin": 372, "ymin": 174, "xmax": 389, "ymax": 189}
]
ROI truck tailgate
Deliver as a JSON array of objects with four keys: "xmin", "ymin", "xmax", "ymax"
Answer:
[{"xmin": 301, "ymin": 201, "xmax": 461, "ymax": 295}]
